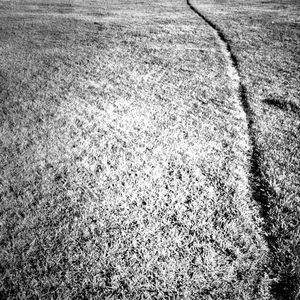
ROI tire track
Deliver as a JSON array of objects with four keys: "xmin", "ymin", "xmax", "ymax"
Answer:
[{"xmin": 186, "ymin": 0, "xmax": 277, "ymax": 294}]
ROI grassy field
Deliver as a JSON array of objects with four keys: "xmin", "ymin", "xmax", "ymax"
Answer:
[
  {"xmin": 190, "ymin": 0, "xmax": 300, "ymax": 299},
  {"xmin": 1, "ymin": 0, "xmax": 297, "ymax": 299}
]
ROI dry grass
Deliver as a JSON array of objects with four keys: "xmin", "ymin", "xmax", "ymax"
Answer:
[
  {"xmin": 190, "ymin": 0, "xmax": 300, "ymax": 299},
  {"xmin": 0, "ymin": 0, "xmax": 271, "ymax": 298}
]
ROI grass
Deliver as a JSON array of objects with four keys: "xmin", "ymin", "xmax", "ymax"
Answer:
[
  {"xmin": 190, "ymin": 0, "xmax": 300, "ymax": 299},
  {"xmin": 0, "ymin": 0, "xmax": 279, "ymax": 298}
]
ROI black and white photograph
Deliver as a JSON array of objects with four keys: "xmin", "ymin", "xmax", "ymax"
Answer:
[{"xmin": 0, "ymin": 0, "xmax": 299, "ymax": 299}]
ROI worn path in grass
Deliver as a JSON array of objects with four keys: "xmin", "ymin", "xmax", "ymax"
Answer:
[
  {"xmin": 1, "ymin": 0, "xmax": 270, "ymax": 298},
  {"xmin": 188, "ymin": 0, "xmax": 269, "ymax": 267},
  {"xmin": 186, "ymin": 0, "xmax": 261, "ymax": 200},
  {"xmin": 189, "ymin": 0, "xmax": 300, "ymax": 299}
]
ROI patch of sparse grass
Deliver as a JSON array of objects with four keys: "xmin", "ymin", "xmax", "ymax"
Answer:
[
  {"xmin": 1, "ymin": 0, "xmax": 270, "ymax": 298},
  {"xmin": 190, "ymin": 0, "xmax": 300, "ymax": 299}
]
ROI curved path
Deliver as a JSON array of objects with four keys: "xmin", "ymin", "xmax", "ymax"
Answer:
[
  {"xmin": 186, "ymin": 1, "xmax": 281, "ymax": 296},
  {"xmin": 186, "ymin": 0, "xmax": 271, "ymax": 216}
]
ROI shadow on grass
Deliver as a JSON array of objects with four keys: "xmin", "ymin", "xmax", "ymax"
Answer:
[
  {"xmin": 263, "ymin": 97, "xmax": 300, "ymax": 115},
  {"xmin": 186, "ymin": 1, "xmax": 299, "ymax": 299}
]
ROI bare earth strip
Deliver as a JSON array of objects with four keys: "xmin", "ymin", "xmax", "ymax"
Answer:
[{"xmin": 1, "ymin": 0, "xmax": 270, "ymax": 298}]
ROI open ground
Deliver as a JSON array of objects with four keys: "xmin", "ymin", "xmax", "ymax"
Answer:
[{"xmin": 0, "ymin": 0, "xmax": 299, "ymax": 299}]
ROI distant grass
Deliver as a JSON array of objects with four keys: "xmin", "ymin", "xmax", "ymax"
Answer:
[
  {"xmin": 190, "ymin": 0, "xmax": 300, "ymax": 299},
  {"xmin": 0, "ymin": 0, "xmax": 270, "ymax": 298}
]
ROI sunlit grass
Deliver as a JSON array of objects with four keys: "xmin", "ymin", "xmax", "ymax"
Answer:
[
  {"xmin": 190, "ymin": 0, "xmax": 300, "ymax": 299},
  {"xmin": 0, "ymin": 0, "xmax": 271, "ymax": 298}
]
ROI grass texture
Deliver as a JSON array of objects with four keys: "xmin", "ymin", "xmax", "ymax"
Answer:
[
  {"xmin": 190, "ymin": 0, "xmax": 300, "ymax": 299},
  {"xmin": 0, "ymin": 0, "xmax": 271, "ymax": 298}
]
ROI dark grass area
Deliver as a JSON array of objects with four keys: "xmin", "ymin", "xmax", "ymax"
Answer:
[{"xmin": 263, "ymin": 97, "xmax": 300, "ymax": 114}]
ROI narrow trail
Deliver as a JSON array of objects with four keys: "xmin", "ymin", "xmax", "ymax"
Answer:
[
  {"xmin": 186, "ymin": 0, "xmax": 277, "ymax": 293},
  {"xmin": 186, "ymin": 0, "xmax": 270, "ymax": 211}
]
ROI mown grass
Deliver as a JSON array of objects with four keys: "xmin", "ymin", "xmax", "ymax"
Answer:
[
  {"xmin": 190, "ymin": 0, "xmax": 300, "ymax": 299},
  {"xmin": 1, "ymin": 0, "xmax": 270, "ymax": 298}
]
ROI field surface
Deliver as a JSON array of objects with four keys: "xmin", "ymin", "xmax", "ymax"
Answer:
[
  {"xmin": 190, "ymin": 1, "xmax": 300, "ymax": 299},
  {"xmin": 0, "ymin": 0, "xmax": 298, "ymax": 299}
]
